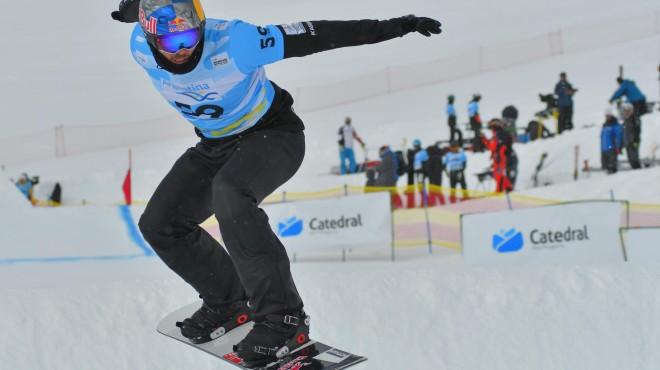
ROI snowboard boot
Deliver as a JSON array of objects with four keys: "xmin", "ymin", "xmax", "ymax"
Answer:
[
  {"xmin": 176, "ymin": 300, "xmax": 251, "ymax": 344},
  {"xmin": 233, "ymin": 311, "xmax": 311, "ymax": 367}
]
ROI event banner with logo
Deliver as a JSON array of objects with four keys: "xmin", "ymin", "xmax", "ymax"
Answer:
[
  {"xmin": 622, "ymin": 227, "xmax": 660, "ymax": 262},
  {"xmin": 461, "ymin": 201, "xmax": 624, "ymax": 264},
  {"xmin": 262, "ymin": 192, "xmax": 392, "ymax": 254}
]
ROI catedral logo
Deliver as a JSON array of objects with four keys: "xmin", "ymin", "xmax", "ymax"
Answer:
[
  {"xmin": 493, "ymin": 225, "xmax": 591, "ymax": 253},
  {"xmin": 309, "ymin": 214, "xmax": 363, "ymax": 232},
  {"xmin": 277, "ymin": 214, "xmax": 364, "ymax": 237},
  {"xmin": 530, "ymin": 225, "xmax": 590, "ymax": 246}
]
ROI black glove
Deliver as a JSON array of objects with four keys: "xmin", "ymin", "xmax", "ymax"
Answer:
[
  {"xmin": 111, "ymin": 0, "xmax": 140, "ymax": 23},
  {"xmin": 402, "ymin": 15, "xmax": 442, "ymax": 37}
]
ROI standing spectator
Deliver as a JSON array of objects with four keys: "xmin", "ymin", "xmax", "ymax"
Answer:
[
  {"xmin": 423, "ymin": 143, "xmax": 446, "ymax": 206},
  {"xmin": 468, "ymin": 94, "xmax": 484, "ymax": 151},
  {"xmin": 600, "ymin": 109, "xmax": 624, "ymax": 174},
  {"xmin": 405, "ymin": 139, "xmax": 424, "ymax": 208},
  {"xmin": 610, "ymin": 77, "xmax": 647, "ymax": 119},
  {"xmin": 620, "ymin": 103, "xmax": 642, "ymax": 170},
  {"xmin": 446, "ymin": 95, "xmax": 462, "ymax": 144},
  {"xmin": 337, "ymin": 117, "xmax": 365, "ymax": 175},
  {"xmin": 443, "ymin": 141, "xmax": 469, "ymax": 203},
  {"xmin": 14, "ymin": 173, "xmax": 40, "ymax": 205},
  {"xmin": 370, "ymin": 145, "xmax": 403, "ymax": 208},
  {"xmin": 482, "ymin": 119, "xmax": 513, "ymax": 193},
  {"xmin": 501, "ymin": 105, "xmax": 519, "ymax": 140},
  {"xmin": 555, "ymin": 72, "xmax": 577, "ymax": 134}
]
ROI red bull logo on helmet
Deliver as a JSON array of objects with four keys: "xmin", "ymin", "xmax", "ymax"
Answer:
[
  {"xmin": 168, "ymin": 17, "xmax": 193, "ymax": 33},
  {"xmin": 138, "ymin": 7, "xmax": 158, "ymax": 34}
]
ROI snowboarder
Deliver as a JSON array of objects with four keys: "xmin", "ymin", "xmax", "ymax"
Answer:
[
  {"xmin": 600, "ymin": 109, "xmax": 623, "ymax": 174},
  {"xmin": 555, "ymin": 72, "xmax": 577, "ymax": 134},
  {"xmin": 111, "ymin": 0, "xmax": 441, "ymax": 366},
  {"xmin": 337, "ymin": 117, "xmax": 366, "ymax": 175}
]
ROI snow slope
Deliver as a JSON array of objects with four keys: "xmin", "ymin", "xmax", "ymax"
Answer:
[{"xmin": 3, "ymin": 252, "xmax": 660, "ymax": 370}]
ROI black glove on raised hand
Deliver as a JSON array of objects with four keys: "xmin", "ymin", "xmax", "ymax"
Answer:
[
  {"xmin": 402, "ymin": 15, "xmax": 442, "ymax": 37},
  {"xmin": 111, "ymin": 0, "xmax": 140, "ymax": 23}
]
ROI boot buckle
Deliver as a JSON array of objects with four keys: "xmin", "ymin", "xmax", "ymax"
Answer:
[{"xmin": 283, "ymin": 315, "xmax": 300, "ymax": 326}]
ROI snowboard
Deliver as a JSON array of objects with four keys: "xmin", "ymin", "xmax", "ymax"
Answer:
[{"xmin": 157, "ymin": 301, "xmax": 367, "ymax": 370}]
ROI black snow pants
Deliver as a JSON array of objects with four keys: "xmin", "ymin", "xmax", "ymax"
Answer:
[
  {"xmin": 139, "ymin": 89, "xmax": 305, "ymax": 321},
  {"xmin": 558, "ymin": 105, "xmax": 573, "ymax": 134}
]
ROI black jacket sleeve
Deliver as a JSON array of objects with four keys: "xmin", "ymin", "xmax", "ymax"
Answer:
[{"xmin": 277, "ymin": 17, "xmax": 415, "ymax": 59}]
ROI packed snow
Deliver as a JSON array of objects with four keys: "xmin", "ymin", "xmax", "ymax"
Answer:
[{"xmin": 2, "ymin": 0, "xmax": 660, "ymax": 369}]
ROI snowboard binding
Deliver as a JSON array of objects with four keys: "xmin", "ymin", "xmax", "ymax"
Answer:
[
  {"xmin": 234, "ymin": 312, "xmax": 311, "ymax": 368},
  {"xmin": 176, "ymin": 300, "xmax": 252, "ymax": 344}
]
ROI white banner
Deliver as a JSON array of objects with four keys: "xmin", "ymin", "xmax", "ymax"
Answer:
[
  {"xmin": 263, "ymin": 192, "xmax": 392, "ymax": 254},
  {"xmin": 461, "ymin": 201, "xmax": 624, "ymax": 264},
  {"xmin": 622, "ymin": 227, "xmax": 660, "ymax": 262}
]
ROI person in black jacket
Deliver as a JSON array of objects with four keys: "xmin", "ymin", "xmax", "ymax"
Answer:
[
  {"xmin": 423, "ymin": 143, "xmax": 447, "ymax": 206},
  {"xmin": 111, "ymin": 0, "xmax": 441, "ymax": 364},
  {"xmin": 621, "ymin": 102, "xmax": 642, "ymax": 169}
]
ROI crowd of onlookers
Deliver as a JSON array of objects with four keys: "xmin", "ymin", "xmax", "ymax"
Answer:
[{"xmin": 336, "ymin": 67, "xmax": 658, "ymax": 208}]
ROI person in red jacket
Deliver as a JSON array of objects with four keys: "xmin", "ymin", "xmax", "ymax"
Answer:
[{"xmin": 482, "ymin": 119, "xmax": 513, "ymax": 193}]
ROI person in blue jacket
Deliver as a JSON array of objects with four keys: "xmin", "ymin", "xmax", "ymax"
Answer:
[
  {"xmin": 443, "ymin": 142, "xmax": 468, "ymax": 203},
  {"xmin": 600, "ymin": 109, "xmax": 624, "ymax": 174},
  {"xmin": 468, "ymin": 93, "xmax": 483, "ymax": 151},
  {"xmin": 555, "ymin": 72, "xmax": 577, "ymax": 134},
  {"xmin": 111, "ymin": 0, "xmax": 441, "ymax": 365},
  {"xmin": 610, "ymin": 78, "xmax": 647, "ymax": 118},
  {"xmin": 446, "ymin": 94, "xmax": 461, "ymax": 144}
]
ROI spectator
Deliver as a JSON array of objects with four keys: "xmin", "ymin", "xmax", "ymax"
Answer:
[
  {"xmin": 555, "ymin": 72, "xmax": 577, "ymax": 134},
  {"xmin": 446, "ymin": 95, "xmax": 462, "ymax": 144},
  {"xmin": 600, "ymin": 109, "xmax": 623, "ymax": 174},
  {"xmin": 526, "ymin": 120, "xmax": 554, "ymax": 141},
  {"xmin": 373, "ymin": 145, "xmax": 399, "ymax": 187},
  {"xmin": 620, "ymin": 102, "xmax": 641, "ymax": 170},
  {"xmin": 610, "ymin": 77, "xmax": 647, "ymax": 119},
  {"xmin": 14, "ymin": 173, "xmax": 39, "ymax": 205},
  {"xmin": 482, "ymin": 119, "xmax": 514, "ymax": 193},
  {"xmin": 405, "ymin": 139, "xmax": 424, "ymax": 208},
  {"xmin": 337, "ymin": 117, "xmax": 365, "ymax": 175},
  {"xmin": 422, "ymin": 143, "xmax": 447, "ymax": 206},
  {"xmin": 370, "ymin": 145, "xmax": 403, "ymax": 208},
  {"xmin": 501, "ymin": 105, "xmax": 519, "ymax": 140},
  {"xmin": 468, "ymin": 94, "xmax": 484, "ymax": 152},
  {"xmin": 443, "ymin": 141, "xmax": 469, "ymax": 203},
  {"xmin": 507, "ymin": 147, "xmax": 519, "ymax": 190}
]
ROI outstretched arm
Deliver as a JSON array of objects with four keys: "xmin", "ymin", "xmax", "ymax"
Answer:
[
  {"xmin": 231, "ymin": 16, "xmax": 440, "ymax": 71},
  {"xmin": 279, "ymin": 16, "xmax": 441, "ymax": 59}
]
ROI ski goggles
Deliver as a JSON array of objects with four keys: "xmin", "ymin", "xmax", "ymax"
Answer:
[{"xmin": 156, "ymin": 29, "xmax": 201, "ymax": 54}]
